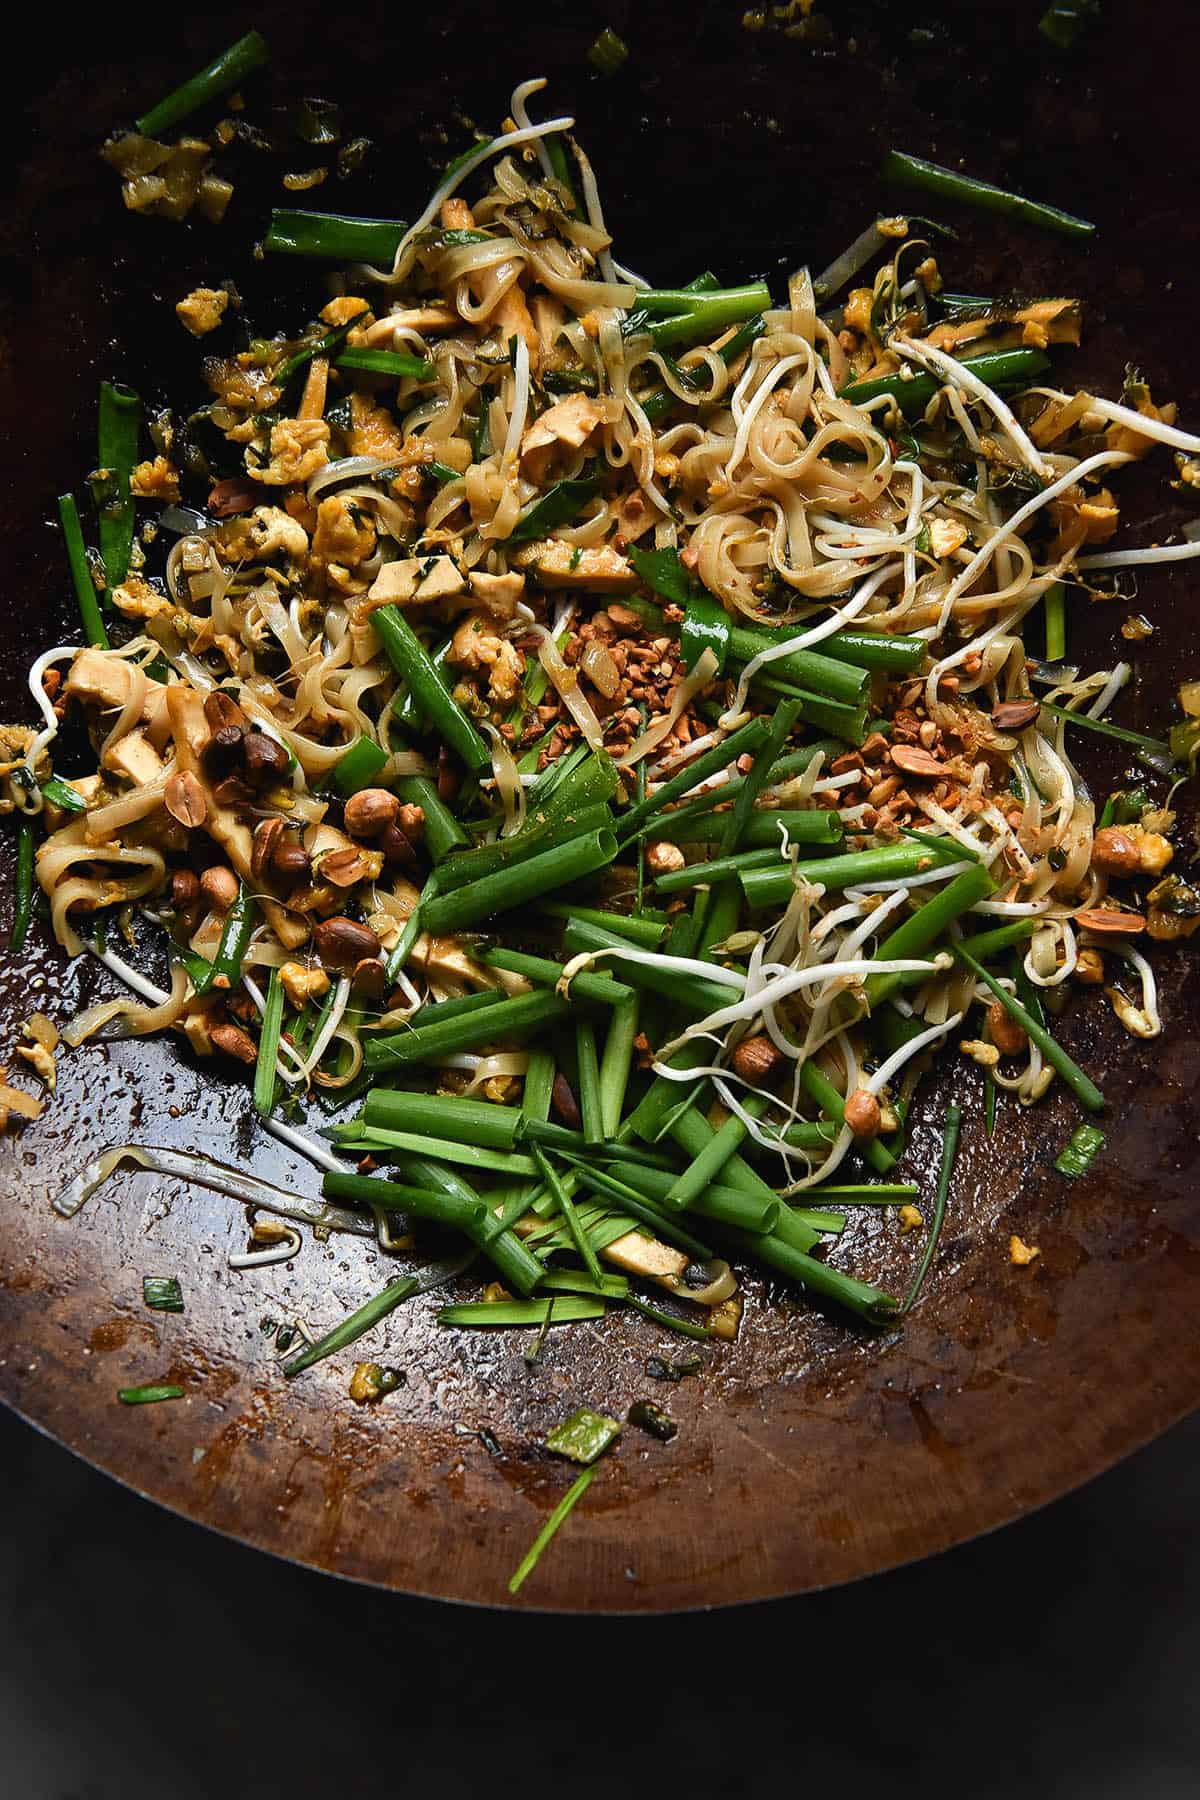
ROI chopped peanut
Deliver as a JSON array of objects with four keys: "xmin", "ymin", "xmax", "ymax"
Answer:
[
  {"xmin": 843, "ymin": 1088, "xmax": 881, "ymax": 1138},
  {"xmin": 987, "ymin": 1001, "xmax": 1027, "ymax": 1058}
]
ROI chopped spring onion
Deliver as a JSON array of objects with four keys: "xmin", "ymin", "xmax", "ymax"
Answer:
[
  {"xmin": 1054, "ymin": 1122, "xmax": 1106, "ymax": 1178},
  {"xmin": 903, "ymin": 1103, "xmax": 960, "ymax": 1313},
  {"xmin": 545, "ymin": 1406, "xmax": 621, "ymax": 1464},
  {"xmin": 438, "ymin": 1297, "xmax": 606, "ymax": 1327},
  {"xmin": 10, "ymin": 821, "xmax": 33, "ymax": 952},
  {"xmin": 135, "ymin": 30, "xmax": 269, "ymax": 137},
  {"xmin": 118, "ymin": 1384, "xmax": 184, "ymax": 1405},
  {"xmin": 1043, "ymin": 581, "xmax": 1067, "ymax": 662},
  {"xmin": 264, "ymin": 209, "xmax": 408, "ymax": 262},
  {"xmin": 1039, "ymin": 2, "xmax": 1103, "ymax": 50},
  {"xmin": 953, "ymin": 946, "xmax": 1105, "ymax": 1112},
  {"xmin": 142, "ymin": 1275, "xmax": 184, "ymax": 1313},
  {"xmin": 627, "ymin": 1399, "xmax": 678, "ymax": 1441},
  {"xmin": 882, "ymin": 150, "xmax": 1097, "ymax": 240},
  {"xmin": 588, "ymin": 28, "xmax": 629, "ymax": 75},
  {"xmin": 508, "ymin": 1465, "xmax": 596, "ymax": 1596},
  {"xmin": 57, "ymin": 494, "xmax": 109, "ymax": 648},
  {"xmin": 96, "ymin": 383, "xmax": 140, "ymax": 593},
  {"xmin": 253, "ymin": 968, "xmax": 285, "ymax": 1119},
  {"xmin": 284, "ymin": 1276, "xmax": 421, "ymax": 1377}
]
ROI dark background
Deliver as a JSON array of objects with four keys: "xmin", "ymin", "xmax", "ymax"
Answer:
[{"xmin": 5, "ymin": 1404, "xmax": 1199, "ymax": 1795}]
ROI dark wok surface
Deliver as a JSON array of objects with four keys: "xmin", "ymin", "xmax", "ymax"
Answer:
[{"xmin": 2, "ymin": 0, "xmax": 1198, "ymax": 1611}]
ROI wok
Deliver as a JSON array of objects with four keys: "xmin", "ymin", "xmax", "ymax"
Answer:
[{"xmin": 2, "ymin": 0, "xmax": 1198, "ymax": 1611}]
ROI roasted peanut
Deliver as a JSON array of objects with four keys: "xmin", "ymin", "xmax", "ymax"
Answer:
[
  {"xmin": 210, "ymin": 1021, "xmax": 257, "ymax": 1064},
  {"xmin": 203, "ymin": 690, "xmax": 249, "ymax": 734},
  {"xmin": 343, "ymin": 788, "xmax": 400, "ymax": 838},
  {"xmin": 164, "ymin": 769, "xmax": 207, "ymax": 829},
  {"xmin": 241, "ymin": 730, "xmax": 291, "ymax": 786},
  {"xmin": 396, "ymin": 803, "xmax": 425, "ymax": 841},
  {"xmin": 251, "ymin": 816, "xmax": 286, "ymax": 881},
  {"xmin": 551, "ymin": 1071, "xmax": 581, "ymax": 1130},
  {"xmin": 312, "ymin": 916, "xmax": 383, "ymax": 971},
  {"xmin": 202, "ymin": 724, "xmax": 246, "ymax": 780},
  {"xmin": 170, "ymin": 868, "xmax": 201, "ymax": 909},
  {"xmin": 1074, "ymin": 907, "xmax": 1146, "ymax": 936},
  {"xmin": 379, "ymin": 822, "xmax": 418, "ymax": 868},
  {"xmin": 991, "ymin": 700, "xmax": 1041, "ymax": 732},
  {"xmin": 730, "ymin": 1035, "xmax": 783, "ymax": 1083},
  {"xmin": 271, "ymin": 841, "xmax": 311, "ymax": 886},
  {"xmin": 645, "ymin": 840, "xmax": 686, "ymax": 876},
  {"xmin": 843, "ymin": 1088, "xmax": 881, "ymax": 1139},
  {"xmin": 351, "ymin": 957, "xmax": 387, "ymax": 998},
  {"xmin": 199, "ymin": 865, "xmax": 239, "ymax": 911},
  {"xmin": 318, "ymin": 845, "xmax": 380, "ymax": 888},
  {"xmin": 890, "ymin": 744, "xmax": 945, "ymax": 779},
  {"xmin": 211, "ymin": 773, "xmax": 254, "ymax": 806},
  {"xmin": 1090, "ymin": 827, "xmax": 1141, "ymax": 877},
  {"xmin": 987, "ymin": 1000, "xmax": 1028, "ymax": 1057}
]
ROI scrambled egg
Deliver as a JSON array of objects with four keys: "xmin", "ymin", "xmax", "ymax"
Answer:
[
  {"xmin": 130, "ymin": 456, "xmax": 181, "ymax": 501},
  {"xmin": 175, "ymin": 287, "xmax": 229, "ymax": 337},
  {"xmin": 247, "ymin": 418, "xmax": 330, "ymax": 487}
]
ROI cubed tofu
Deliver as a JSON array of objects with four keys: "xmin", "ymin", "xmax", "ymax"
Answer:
[
  {"xmin": 520, "ymin": 394, "xmax": 604, "ymax": 478},
  {"xmin": 104, "ymin": 726, "xmax": 166, "ymax": 786},
  {"xmin": 66, "ymin": 648, "xmax": 168, "ymax": 735},
  {"xmin": 468, "ymin": 569, "xmax": 526, "ymax": 617},
  {"xmin": 513, "ymin": 540, "xmax": 637, "ymax": 591},
  {"xmin": 603, "ymin": 1231, "xmax": 689, "ymax": 1282},
  {"xmin": 367, "ymin": 555, "xmax": 466, "ymax": 608}
]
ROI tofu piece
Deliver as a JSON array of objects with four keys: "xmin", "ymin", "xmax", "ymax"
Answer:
[
  {"xmin": 66, "ymin": 647, "xmax": 170, "ymax": 741},
  {"xmin": 603, "ymin": 1231, "xmax": 689, "ymax": 1282},
  {"xmin": 104, "ymin": 726, "xmax": 166, "ymax": 786},
  {"xmin": 513, "ymin": 540, "xmax": 638, "ymax": 592},
  {"xmin": 408, "ymin": 934, "xmax": 495, "ymax": 992},
  {"xmin": 611, "ymin": 486, "xmax": 656, "ymax": 546},
  {"xmin": 521, "ymin": 394, "xmax": 604, "ymax": 473},
  {"xmin": 468, "ymin": 569, "xmax": 525, "ymax": 618},
  {"xmin": 367, "ymin": 555, "xmax": 466, "ymax": 609},
  {"xmin": 67, "ymin": 646, "xmax": 151, "ymax": 712}
]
